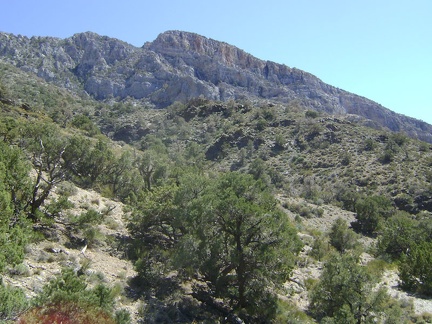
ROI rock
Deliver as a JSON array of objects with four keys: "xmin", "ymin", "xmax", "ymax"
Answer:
[
  {"xmin": 21, "ymin": 103, "xmax": 31, "ymax": 111},
  {"xmin": 0, "ymin": 30, "xmax": 431, "ymax": 143},
  {"xmin": 0, "ymin": 98, "xmax": 14, "ymax": 105}
]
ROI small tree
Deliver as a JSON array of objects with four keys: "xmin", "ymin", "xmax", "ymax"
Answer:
[
  {"xmin": 310, "ymin": 234, "xmax": 331, "ymax": 262},
  {"xmin": 108, "ymin": 150, "xmax": 142, "ymax": 199},
  {"xmin": 329, "ymin": 218, "xmax": 359, "ymax": 253},
  {"xmin": 175, "ymin": 173, "xmax": 302, "ymax": 321},
  {"xmin": 71, "ymin": 114, "xmax": 100, "ymax": 137},
  {"xmin": 0, "ymin": 142, "xmax": 32, "ymax": 272},
  {"xmin": 376, "ymin": 211, "xmax": 420, "ymax": 260},
  {"xmin": 85, "ymin": 139, "xmax": 115, "ymax": 184},
  {"xmin": 129, "ymin": 171, "xmax": 302, "ymax": 322},
  {"xmin": 352, "ymin": 195, "xmax": 393, "ymax": 236},
  {"xmin": 399, "ymin": 241, "xmax": 432, "ymax": 296},
  {"xmin": 309, "ymin": 252, "xmax": 393, "ymax": 323},
  {"xmin": 136, "ymin": 149, "xmax": 168, "ymax": 191},
  {"xmin": 19, "ymin": 122, "xmax": 69, "ymax": 220}
]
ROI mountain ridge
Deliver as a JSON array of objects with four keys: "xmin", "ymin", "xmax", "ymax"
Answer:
[
  {"xmin": 1, "ymin": 30, "xmax": 431, "ymax": 142},
  {"xmin": 2, "ymin": 30, "xmax": 432, "ymax": 323}
]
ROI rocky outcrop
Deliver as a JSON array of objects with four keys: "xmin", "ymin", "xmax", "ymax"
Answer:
[{"xmin": 0, "ymin": 30, "xmax": 431, "ymax": 142}]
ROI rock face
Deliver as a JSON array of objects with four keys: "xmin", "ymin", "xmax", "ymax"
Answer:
[{"xmin": 1, "ymin": 30, "xmax": 431, "ymax": 142}]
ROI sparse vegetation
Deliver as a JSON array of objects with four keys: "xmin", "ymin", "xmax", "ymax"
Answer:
[{"xmin": 0, "ymin": 57, "xmax": 432, "ymax": 322}]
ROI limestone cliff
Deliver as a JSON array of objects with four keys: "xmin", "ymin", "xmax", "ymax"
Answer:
[{"xmin": 0, "ymin": 30, "xmax": 431, "ymax": 142}]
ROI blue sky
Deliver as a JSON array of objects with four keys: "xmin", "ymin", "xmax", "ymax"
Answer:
[{"xmin": 1, "ymin": 0, "xmax": 431, "ymax": 124}]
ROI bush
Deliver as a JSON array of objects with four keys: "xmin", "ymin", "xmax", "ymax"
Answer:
[
  {"xmin": 0, "ymin": 224, "xmax": 30, "ymax": 273},
  {"xmin": 0, "ymin": 279, "xmax": 28, "ymax": 321},
  {"xmin": 352, "ymin": 195, "xmax": 393, "ymax": 236},
  {"xmin": 115, "ymin": 309, "xmax": 131, "ymax": 324},
  {"xmin": 45, "ymin": 196, "xmax": 74, "ymax": 218},
  {"xmin": 390, "ymin": 132, "xmax": 408, "ymax": 147},
  {"xmin": 310, "ymin": 235, "xmax": 331, "ymax": 261},
  {"xmin": 379, "ymin": 149, "xmax": 395, "ymax": 164},
  {"xmin": 33, "ymin": 268, "xmax": 116, "ymax": 312},
  {"xmin": 274, "ymin": 299, "xmax": 314, "ymax": 323},
  {"xmin": 255, "ymin": 118, "xmax": 268, "ymax": 131},
  {"xmin": 56, "ymin": 181, "xmax": 78, "ymax": 197},
  {"xmin": 71, "ymin": 115, "xmax": 100, "ymax": 137},
  {"xmin": 74, "ymin": 209, "xmax": 103, "ymax": 226},
  {"xmin": 9, "ymin": 263, "xmax": 30, "ymax": 276},
  {"xmin": 17, "ymin": 301, "xmax": 116, "ymax": 324},
  {"xmin": 337, "ymin": 188, "xmax": 360, "ymax": 212},
  {"xmin": 399, "ymin": 241, "xmax": 432, "ymax": 296},
  {"xmin": 309, "ymin": 252, "xmax": 394, "ymax": 322},
  {"xmin": 363, "ymin": 138, "xmax": 377, "ymax": 151},
  {"xmin": 0, "ymin": 80, "xmax": 9, "ymax": 99},
  {"xmin": 305, "ymin": 110, "xmax": 319, "ymax": 119},
  {"xmin": 19, "ymin": 267, "xmax": 130, "ymax": 323},
  {"xmin": 340, "ymin": 152, "xmax": 351, "ymax": 166},
  {"xmin": 329, "ymin": 218, "xmax": 359, "ymax": 253},
  {"xmin": 376, "ymin": 211, "xmax": 420, "ymax": 260}
]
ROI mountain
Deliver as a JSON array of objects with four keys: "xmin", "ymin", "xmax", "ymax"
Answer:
[
  {"xmin": 2, "ymin": 30, "xmax": 432, "ymax": 323},
  {"xmin": 1, "ymin": 30, "xmax": 431, "ymax": 142}
]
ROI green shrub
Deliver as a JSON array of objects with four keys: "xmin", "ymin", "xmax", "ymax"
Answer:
[
  {"xmin": 274, "ymin": 132, "xmax": 286, "ymax": 149},
  {"xmin": 0, "ymin": 279, "xmax": 28, "ymax": 321},
  {"xmin": 115, "ymin": 309, "xmax": 132, "ymax": 324},
  {"xmin": 56, "ymin": 181, "xmax": 78, "ymax": 197},
  {"xmin": 376, "ymin": 211, "xmax": 420, "ymax": 260},
  {"xmin": 83, "ymin": 227, "xmax": 104, "ymax": 248},
  {"xmin": 9, "ymin": 263, "xmax": 30, "ymax": 277},
  {"xmin": 315, "ymin": 208, "xmax": 324, "ymax": 217},
  {"xmin": 305, "ymin": 110, "xmax": 319, "ymax": 119},
  {"xmin": 45, "ymin": 196, "xmax": 74, "ymax": 218},
  {"xmin": 365, "ymin": 259, "xmax": 393, "ymax": 277},
  {"xmin": 0, "ymin": 224, "xmax": 30, "ymax": 273},
  {"xmin": 299, "ymin": 205, "xmax": 313, "ymax": 218},
  {"xmin": 363, "ymin": 138, "xmax": 377, "ymax": 151},
  {"xmin": 28, "ymin": 267, "xmax": 127, "ymax": 322},
  {"xmin": 340, "ymin": 152, "xmax": 351, "ymax": 166},
  {"xmin": 379, "ymin": 149, "xmax": 395, "ymax": 164},
  {"xmin": 329, "ymin": 218, "xmax": 359, "ymax": 253},
  {"xmin": 399, "ymin": 241, "xmax": 432, "ymax": 296},
  {"xmin": 255, "ymin": 118, "xmax": 268, "ymax": 131},
  {"xmin": 0, "ymin": 80, "xmax": 9, "ymax": 99},
  {"xmin": 352, "ymin": 195, "xmax": 394, "ymax": 236},
  {"xmin": 390, "ymin": 132, "xmax": 408, "ymax": 147},
  {"xmin": 71, "ymin": 114, "xmax": 100, "ymax": 136},
  {"xmin": 337, "ymin": 187, "xmax": 360, "ymax": 212},
  {"xmin": 275, "ymin": 299, "xmax": 314, "ymax": 323},
  {"xmin": 262, "ymin": 107, "xmax": 276, "ymax": 121},
  {"xmin": 18, "ymin": 301, "xmax": 116, "ymax": 324},
  {"xmin": 74, "ymin": 209, "xmax": 103, "ymax": 226},
  {"xmin": 419, "ymin": 141, "xmax": 430, "ymax": 152},
  {"xmin": 309, "ymin": 252, "xmax": 394, "ymax": 322},
  {"xmin": 310, "ymin": 235, "xmax": 330, "ymax": 261}
]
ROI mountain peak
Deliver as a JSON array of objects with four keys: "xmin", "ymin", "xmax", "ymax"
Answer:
[
  {"xmin": 149, "ymin": 30, "xmax": 227, "ymax": 55},
  {"xmin": 148, "ymin": 30, "xmax": 259, "ymax": 69},
  {"xmin": 0, "ymin": 30, "xmax": 431, "ymax": 142}
]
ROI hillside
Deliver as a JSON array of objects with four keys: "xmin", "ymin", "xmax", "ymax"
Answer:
[
  {"xmin": 1, "ymin": 30, "xmax": 432, "ymax": 143},
  {"xmin": 0, "ymin": 33, "xmax": 432, "ymax": 323}
]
